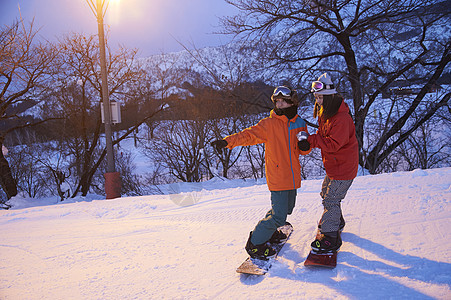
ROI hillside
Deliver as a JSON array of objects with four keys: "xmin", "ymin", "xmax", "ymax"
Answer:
[{"xmin": 0, "ymin": 168, "xmax": 450, "ymax": 299}]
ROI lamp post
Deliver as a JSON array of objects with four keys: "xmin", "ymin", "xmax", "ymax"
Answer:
[{"xmin": 87, "ymin": 0, "xmax": 121, "ymax": 199}]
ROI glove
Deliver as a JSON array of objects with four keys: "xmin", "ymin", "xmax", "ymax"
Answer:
[
  {"xmin": 298, "ymin": 139, "xmax": 310, "ymax": 151},
  {"xmin": 211, "ymin": 139, "xmax": 228, "ymax": 153}
]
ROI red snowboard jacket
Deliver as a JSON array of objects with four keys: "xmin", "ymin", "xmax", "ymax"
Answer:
[{"xmin": 307, "ymin": 101, "xmax": 359, "ymax": 180}]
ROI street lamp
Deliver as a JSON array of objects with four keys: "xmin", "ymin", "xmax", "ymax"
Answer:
[{"xmin": 87, "ymin": 0, "xmax": 121, "ymax": 199}]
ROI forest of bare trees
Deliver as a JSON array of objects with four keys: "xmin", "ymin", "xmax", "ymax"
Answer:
[
  {"xmin": 1, "ymin": 0, "xmax": 450, "ymax": 206},
  {"xmin": 221, "ymin": 0, "xmax": 451, "ymax": 173}
]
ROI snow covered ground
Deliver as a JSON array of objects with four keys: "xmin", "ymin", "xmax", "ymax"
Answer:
[{"xmin": 1, "ymin": 167, "xmax": 450, "ymax": 299}]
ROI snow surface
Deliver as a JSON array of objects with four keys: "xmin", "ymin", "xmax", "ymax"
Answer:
[{"xmin": 1, "ymin": 168, "xmax": 450, "ymax": 299}]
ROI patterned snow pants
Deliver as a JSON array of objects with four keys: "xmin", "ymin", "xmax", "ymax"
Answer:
[{"xmin": 319, "ymin": 175, "xmax": 353, "ymax": 234}]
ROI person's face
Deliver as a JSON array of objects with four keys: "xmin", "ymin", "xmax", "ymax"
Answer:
[
  {"xmin": 274, "ymin": 98, "xmax": 293, "ymax": 109},
  {"xmin": 314, "ymin": 94, "xmax": 324, "ymax": 105}
]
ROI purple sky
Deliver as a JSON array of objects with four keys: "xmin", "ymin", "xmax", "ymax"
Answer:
[{"xmin": 1, "ymin": 0, "xmax": 238, "ymax": 57}]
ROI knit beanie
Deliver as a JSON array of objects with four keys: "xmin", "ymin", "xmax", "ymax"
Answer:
[{"xmin": 312, "ymin": 73, "xmax": 337, "ymax": 95}]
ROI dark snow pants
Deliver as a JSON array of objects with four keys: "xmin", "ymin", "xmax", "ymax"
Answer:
[
  {"xmin": 319, "ymin": 175, "xmax": 353, "ymax": 234},
  {"xmin": 250, "ymin": 189, "xmax": 296, "ymax": 245}
]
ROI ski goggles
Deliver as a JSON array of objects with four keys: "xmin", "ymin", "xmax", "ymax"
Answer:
[
  {"xmin": 272, "ymin": 86, "xmax": 292, "ymax": 98},
  {"xmin": 311, "ymin": 81, "xmax": 334, "ymax": 92}
]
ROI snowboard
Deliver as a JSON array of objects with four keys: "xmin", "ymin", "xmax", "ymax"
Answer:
[
  {"xmin": 236, "ymin": 222, "xmax": 293, "ymax": 275},
  {"xmin": 304, "ymin": 250, "xmax": 337, "ymax": 268},
  {"xmin": 304, "ymin": 227, "xmax": 339, "ymax": 268}
]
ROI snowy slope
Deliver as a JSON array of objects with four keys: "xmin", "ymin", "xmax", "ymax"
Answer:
[{"xmin": 1, "ymin": 168, "xmax": 450, "ymax": 299}]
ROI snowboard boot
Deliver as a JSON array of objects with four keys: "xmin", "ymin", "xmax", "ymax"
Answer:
[
  {"xmin": 311, "ymin": 231, "xmax": 342, "ymax": 253},
  {"xmin": 245, "ymin": 232, "xmax": 277, "ymax": 260},
  {"xmin": 269, "ymin": 228, "xmax": 288, "ymax": 244}
]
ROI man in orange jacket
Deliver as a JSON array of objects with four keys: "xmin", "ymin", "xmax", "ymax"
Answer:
[
  {"xmin": 211, "ymin": 86, "xmax": 310, "ymax": 260},
  {"xmin": 298, "ymin": 73, "xmax": 359, "ymax": 253}
]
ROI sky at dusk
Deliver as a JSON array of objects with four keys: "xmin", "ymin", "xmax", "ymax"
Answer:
[{"xmin": 0, "ymin": 0, "xmax": 239, "ymax": 57}]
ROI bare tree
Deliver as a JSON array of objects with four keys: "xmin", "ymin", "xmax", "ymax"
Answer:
[
  {"xmin": 45, "ymin": 32, "xmax": 163, "ymax": 197},
  {"xmin": 9, "ymin": 144, "xmax": 45, "ymax": 198},
  {"xmin": 146, "ymin": 119, "xmax": 209, "ymax": 182},
  {"xmin": 0, "ymin": 18, "xmax": 58, "ymax": 200},
  {"xmin": 222, "ymin": 0, "xmax": 451, "ymax": 173},
  {"xmin": 244, "ymin": 143, "xmax": 265, "ymax": 179},
  {"xmin": 209, "ymin": 116, "xmax": 246, "ymax": 178},
  {"xmin": 393, "ymin": 105, "xmax": 450, "ymax": 171}
]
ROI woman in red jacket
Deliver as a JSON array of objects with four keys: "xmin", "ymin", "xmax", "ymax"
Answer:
[{"xmin": 298, "ymin": 73, "xmax": 359, "ymax": 252}]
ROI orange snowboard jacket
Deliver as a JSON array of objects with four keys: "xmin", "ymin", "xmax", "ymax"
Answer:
[
  {"xmin": 307, "ymin": 101, "xmax": 358, "ymax": 180},
  {"xmin": 225, "ymin": 110, "xmax": 311, "ymax": 191}
]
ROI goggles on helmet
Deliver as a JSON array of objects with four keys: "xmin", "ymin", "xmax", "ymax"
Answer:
[
  {"xmin": 311, "ymin": 81, "xmax": 334, "ymax": 92},
  {"xmin": 272, "ymin": 86, "xmax": 292, "ymax": 98}
]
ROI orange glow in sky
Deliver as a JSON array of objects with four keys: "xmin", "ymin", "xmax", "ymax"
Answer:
[{"xmin": 1, "ymin": 0, "xmax": 238, "ymax": 57}]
